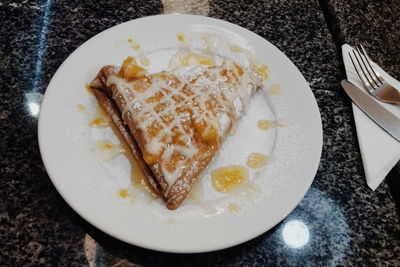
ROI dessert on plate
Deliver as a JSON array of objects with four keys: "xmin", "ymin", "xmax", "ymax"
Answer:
[{"xmin": 90, "ymin": 56, "xmax": 263, "ymax": 209}]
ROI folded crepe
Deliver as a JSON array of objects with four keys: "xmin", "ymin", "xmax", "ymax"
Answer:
[{"xmin": 90, "ymin": 57, "xmax": 263, "ymax": 209}]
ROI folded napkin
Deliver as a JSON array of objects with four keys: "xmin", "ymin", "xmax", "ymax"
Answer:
[{"xmin": 342, "ymin": 44, "xmax": 400, "ymax": 190}]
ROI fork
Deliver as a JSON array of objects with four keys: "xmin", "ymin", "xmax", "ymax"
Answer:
[{"xmin": 349, "ymin": 44, "xmax": 400, "ymax": 104}]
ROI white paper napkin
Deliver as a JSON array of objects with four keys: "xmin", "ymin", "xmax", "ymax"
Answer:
[{"xmin": 342, "ymin": 44, "xmax": 400, "ymax": 190}]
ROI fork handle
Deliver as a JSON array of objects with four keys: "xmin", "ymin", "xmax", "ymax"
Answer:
[{"xmin": 376, "ymin": 86, "xmax": 400, "ymax": 105}]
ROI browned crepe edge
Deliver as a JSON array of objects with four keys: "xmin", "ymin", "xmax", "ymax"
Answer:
[
  {"xmin": 89, "ymin": 66, "xmax": 163, "ymax": 199},
  {"xmin": 165, "ymin": 149, "xmax": 218, "ymax": 209}
]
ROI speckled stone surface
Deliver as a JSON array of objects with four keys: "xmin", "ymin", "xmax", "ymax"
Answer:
[
  {"xmin": 1, "ymin": 0, "xmax": 399, "ymax": 266},
  {"xmin": 321, "ymin": 0, "xmax": 400, "ymax": 80}
]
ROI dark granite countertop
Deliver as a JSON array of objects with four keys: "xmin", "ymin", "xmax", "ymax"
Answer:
[{"xmin": 1, "ymin": 0, "xmax": 399, "ymax": 265}]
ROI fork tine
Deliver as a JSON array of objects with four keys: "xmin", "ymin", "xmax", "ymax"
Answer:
[
  {"xmin": 355, "ymin": 45, "xmax": 380, "ymax": 88},
  {"xmin": 349, "ymin": 52, "xmax": 362, "ymax": 82},
  {"xmin": 357, "ymin": 44, "xmax": 384, "ymax": 84},
  {"xmin": 349, "ymin": 51, "xmax": 372, "ymax": 91}
]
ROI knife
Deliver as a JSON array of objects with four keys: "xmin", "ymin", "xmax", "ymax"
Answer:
[{"xmin": 341, "ymin": 79, "xmax": 400, "ymax": 141}]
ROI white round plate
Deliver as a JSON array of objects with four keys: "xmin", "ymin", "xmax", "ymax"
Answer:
[{"xmin": 39, "ymin": 14, "xmax": 322, "ymax": 253}]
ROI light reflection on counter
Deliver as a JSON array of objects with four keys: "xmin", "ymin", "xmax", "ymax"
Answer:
[
  {"xmin": 28, "ymin": 102, "xmax": 40, "ymax": 117},
  {"xmin": 266, "ymin": 187, "xmax": 350, "ymax": 264},
  {"xmin": 31, "ymin": 0, "xmax": 53, "ymax": 93},
  {"xmin": 24, "ymin": 0, "xmax": 53, "ymax": 119},
  {"xmin": 281, "ymin": 219, "xmax": 310, "ymax": 248},
  {"xmin": 25, "ymin": 92, "xmax": 44, "ymax": 118}
]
